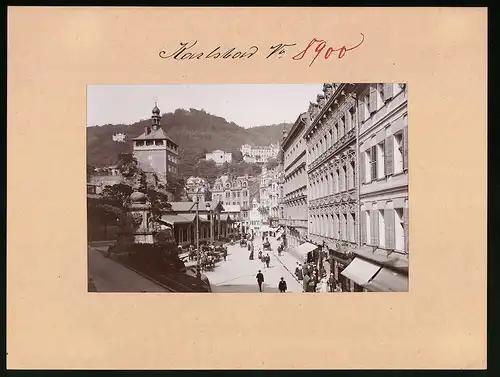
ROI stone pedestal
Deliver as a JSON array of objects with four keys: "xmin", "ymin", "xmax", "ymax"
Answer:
[{"xmin": 126, "ymin": 191, "xmax": 154, "ymax": 244}]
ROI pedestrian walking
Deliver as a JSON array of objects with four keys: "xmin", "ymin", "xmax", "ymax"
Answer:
[
  {"xmin": 278, "ymin": 277, "xmax": 287, "ymax": 293},
  {"xmin": 256, "ymin": 270, "xmax": 265, "ymax": 292},
  {"xmin": 297, "ymin": 264, "xmax": 303, "ymax": 280},
  {"xmin": 223, "ymin": 247, "xmax": 227, "ymax": 261},
  {"xmin": 265, "ymin": 254, "xmax": 271, "ymax": 268},
  {"xmin": 328, "ymin": 273, "xmax": 336, "ymax": 292},
  {"xmin": 303, "ymin": 273, "xmax": 310, "ymax": 292}
]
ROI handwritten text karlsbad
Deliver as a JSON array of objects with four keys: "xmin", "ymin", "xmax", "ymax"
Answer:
[{"xmin": 158, "ymin": 35, "xmax": 365, "ymax": 67}]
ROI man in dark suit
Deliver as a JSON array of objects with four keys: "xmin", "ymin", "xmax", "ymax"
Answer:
[
  {"xmin": 256, "ymin": 270, "xmax": 265, "ymax": 292},
  {"xmin": 278, "ymin": 277, "xmax": 287, "ymax": 293}
]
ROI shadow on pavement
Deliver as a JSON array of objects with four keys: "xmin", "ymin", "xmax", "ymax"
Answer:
[{"xmin": 212, "ymin": 283, "xmax": 283, "ymax": 293}]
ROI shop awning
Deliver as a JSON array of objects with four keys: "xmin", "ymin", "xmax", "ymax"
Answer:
[
  {"xmin": 364, "ymin": 268, "xmax": 408, "ymax": 292},
  {"xmin": 341, "ymin": 257, "xmax": 382, "ymax": 286},
  {"xmin": 296, "ymin": 242, "xmax": 319, "ymax": 256},
  {"xmin": 352, "ymin": 246, "xmax": 409, "ymax": 272}
]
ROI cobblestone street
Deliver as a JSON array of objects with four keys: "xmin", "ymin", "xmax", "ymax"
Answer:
[{"xmin": 199, "ymin": 237, "xmax": 303, "ymax": 293}]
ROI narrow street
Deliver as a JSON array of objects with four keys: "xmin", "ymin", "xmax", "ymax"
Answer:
[{"xmin": 199, "ymin": 236, "xmax": 303, "ymax": 293}]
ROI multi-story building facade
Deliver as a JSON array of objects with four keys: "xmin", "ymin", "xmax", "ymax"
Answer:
[
  {"xmin": 185, "ymin": 176, "xmax": 210, "ymax": 203},
  {"xmin": 304, "ymin": 83, "xmax": 409, "ymax": 292},
  {"xmin": 210, "ymin": 174, "xmax": 260, "ymax": 234},
  {"xmin": 211, "ymin": 175, "xmax": 250, "ymax": 208},
  {"xmin": 356, "ymin": 83, "xmax": 409, "ymax": 292},
  {"xmin": 240, "ymin": 144, "xmax": 279, "ymax": 164},
  {"xmin": 205, "ymin": 149, "xmax": 233, "ymax": 165},
  {"xmin": 132, "ymin": 103, "xmax": 180, "ymax": 180},
  {"xmin": 259, "ymin": 165, "xmax": 282, "ymax": 227},
  {"xmin": 304, "ymin": 83, "xmax": 359, "ymax": 291},
  {"xmin": 248, "ymin": 198, "xmax": 263, "ymax": 232},
  {"xmin": 281, "ymin": 113, "xmax": 309, "ymax": 250}
]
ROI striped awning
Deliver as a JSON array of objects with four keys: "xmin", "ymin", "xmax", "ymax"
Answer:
[{"xmin": 341, "ymin": 258, "xmax": 381, "ymax": 286}]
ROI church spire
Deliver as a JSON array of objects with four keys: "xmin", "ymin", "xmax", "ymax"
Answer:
[{"xmin": 151, "ymin": 101, "xmax": 161, "ymax": 131}]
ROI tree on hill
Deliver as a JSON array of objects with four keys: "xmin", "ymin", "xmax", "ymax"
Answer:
[
  {"xmin": 194, "ymin": 159, "xmax": 220, "ymax": 184},
  {"xmin": 117, "ymin": 153, "xmax": 139, "ymax": 179},
  {"xmin": 266, "ymin": 158, "xmax": 279, "ymax": 170},
  {"xmin": 233, "ymin": 150, "xmax": 243, "ymax": 163},
  {"xmin": 86, "ymin": 108, "xmax": 293, "ymax": 177}
]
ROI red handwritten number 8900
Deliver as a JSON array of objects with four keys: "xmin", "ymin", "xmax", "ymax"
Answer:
[{"xmin": 292, "ymin": 34, "xmax": 365, "ymax": 67}]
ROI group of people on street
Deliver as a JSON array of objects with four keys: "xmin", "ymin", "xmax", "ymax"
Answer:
[
  {"xmin": 294, "ymin": 261, "xmax": 329, "ymax": 293},
  {"xmin": 185, "ymin": 243, "xmax": 228, "ymax": 279},
  {"xmin": 255, "ymin": 270, "xmax": 288, "ymax": 293}
]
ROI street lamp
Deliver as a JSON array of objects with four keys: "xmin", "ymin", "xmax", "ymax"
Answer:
[
  {"xmin": 205, "ymin": 202, "xmax": 214, "ymax": 245},
  {"xmin": 187, "ymin": 187, "xmax": 202, "ymax": 279}
]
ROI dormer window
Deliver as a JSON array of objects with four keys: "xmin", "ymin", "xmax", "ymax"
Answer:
[
  {"xmin": 146, "ymin": 140, "xmax": 154, "ymax": 146},
  {"xmin": 136, "ymin": 141, "xmax": 144, "ymax": 147},
  {"xmin": 155, "ymin": 140, "xmax": 164, "ymax": 146}
]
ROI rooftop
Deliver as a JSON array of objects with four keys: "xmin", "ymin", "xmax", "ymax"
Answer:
[{"xmin": 133, "ymin": 127, "xmax": 176, "ymax": 144}]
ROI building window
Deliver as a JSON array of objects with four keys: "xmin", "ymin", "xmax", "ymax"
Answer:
[
  {"xmin": 334, "ymin": 170, "xmax": 340, "ymax": 193},
  {"xmin": 394, "ymin": 132, "xmax": 404, "ymax": 174},
  {"xmin": 146, "ymin": 140, "xmax": 154, "ymax": 146},
  {"xmin": 377, "ymin": 142, "xmax": 385, "ymax": 179},
  {"xmin": 155, "ymin": 140, "xmax": 163, "ymax": 146},
  {"xmin": 348, "ymin": 213, "xmax": 354, "ymax": 242},
  {"xmin": 136, "ymin": 141, "xmax": 144, "ymax": 147},
  {"xmin": 333, "ymin": 123, "xmax": 339, "ymax": 143},
  {"xmin": 349, "ymin": 160, "xmax": 355, "ymax": 189},
  {"xmin": 340, "ymin": 166, "xmax": 347, "ymax": 192},
  {"xmin": 378, "ymin": 210, "xmax": 386, "ymax": 248},
  {"xmin": 395, "ymin": 208, "xmax": 405, "ymax": 251},
  {"xmin": 349, "ymin": 107, "xmax": 356, "ymax": 129},
  {"xmin": 226, "ymin": 192, "xmax": 230, "ymax": 198},
  {"xmin": 365, "ymin": 211, "xmax": 371, "ymax": 245},
  {"xmin": 341, "ymin": 213, "xmax": 347, "ymax": 240}
]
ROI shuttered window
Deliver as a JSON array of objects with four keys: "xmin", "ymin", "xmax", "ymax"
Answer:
[
  {"xmin": 385, "ymin": 209, "xmax": 395, "ymax": 249},
  {"xmin": 385, "ymin": 135, "xmax": 394, "ymax": 176},
  {"xmin": 403, "ymin": 118, "xmax": 408, "ymax": 171},
  {"xmin": 383, "ymin": 83, "xmax": 394, "ymax": 101},
  {"xmin": 403, "ymin": 207, "xmax": 409, "ymax": 253},
  {"xmin": 360, "ymin": 151, "xmax": 366, "ymax": 184},
  {"xmin": 361, "ymin": 210, "xmax": 367, "ymax": 244},
  {"xmin": 370, "ymin": 209, "xmax": 379, "ymax": 245},
  {"xmin": 359, "ymin": 99, "xmax": 366, "ymax": 122},
  {"xmin": 370, "ymin": 145, "xmax": 377, "ymax": 181},
  {"xmin": 369, "ymin": 85, "xmax": 378, "ymax": 113}
]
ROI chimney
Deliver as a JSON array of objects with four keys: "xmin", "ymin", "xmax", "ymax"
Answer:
[{"xmin": 145, "ymin": 126, "xmax": 151, "ymax": 135}]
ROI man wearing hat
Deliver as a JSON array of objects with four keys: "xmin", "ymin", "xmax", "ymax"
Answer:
[{"xmin": 278, "ymin": 277, "xmax": 287, "ymax": 293}]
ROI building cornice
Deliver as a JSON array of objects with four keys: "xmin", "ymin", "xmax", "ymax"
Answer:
[
  {"xmin": 281, "ymin": 114, "xmax": 306, "ymax": 151},
  {"xmin": 304, "ymin": 83, "xmax": 349, "ymax": 139}
]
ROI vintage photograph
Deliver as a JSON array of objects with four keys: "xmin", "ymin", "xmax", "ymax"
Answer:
[{"xmin": 87, "ymin": 83, "xmax": 409, "ymax": 293}]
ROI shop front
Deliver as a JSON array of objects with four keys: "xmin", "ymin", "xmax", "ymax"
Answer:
[
  {"xmin": 327, "ymin": 250, "xmax": 354, "ymax": 292},
  {"xmin": 295, "ymin": 241, "xmax": 319, "ymax": 264},
  {"xmin": 339, "ymin": 246, "xmax": 409, "ymax": 292}
]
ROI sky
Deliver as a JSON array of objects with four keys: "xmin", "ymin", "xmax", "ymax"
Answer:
[{"xmin": 87, "ymin": 84, "xmax": 323, "ymax": 128}]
